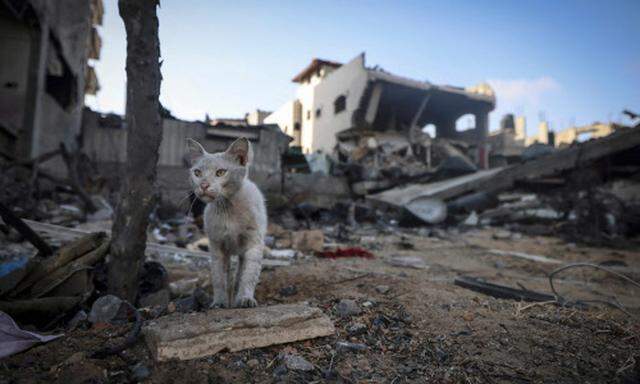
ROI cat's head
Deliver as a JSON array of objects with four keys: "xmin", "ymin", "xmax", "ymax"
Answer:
[{"xmin": 186, "ymin": 137, "xmax": 252, "ymax": 203}]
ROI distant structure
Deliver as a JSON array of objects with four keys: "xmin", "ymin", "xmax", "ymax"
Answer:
[
  {"xmin": 0, "ymin": 0, "xmax": 102, "ymax": 167},
  {"xmin": 515, "ymin": 116, "xmax": 526, "ymax": 142},
  {"xmin": 555, "ymin": 122, "xmax": 618, "ymax": 147},
  {"xmin": 266, "ymin": 53, "xmax": 495, "ymax": 167}
]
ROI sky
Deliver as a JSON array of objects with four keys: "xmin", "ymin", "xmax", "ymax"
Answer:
[{"xmin": 85, "ymin": 0, "xmax": 640, "ymax": 136}]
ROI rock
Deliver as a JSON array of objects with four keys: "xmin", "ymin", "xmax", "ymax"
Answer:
[
  {"xmin": 279, "ymin": 285, "xmax": 298, "ymax": 297},
  {"xmin": 386, "ymin": 255, "xmax": 428, "ymax": 269},
  {"xmin": 463, "ymin": 211, "xmax": 479, "ymax": 226},
  {"xmin": 375, "ymin": 285, "xmax": 390, "ymax": 294},
  {"xmin": 362, "ymin": 300, "xmax": 376, "ymax": 308},
  {"xmin": 336, "ymin": 299, "xmax": 361, "ymax": 317},
  {"xmin": 63, "ymin": 352, "xmax": 86, "ymax": 365},
  {"xmin": 492, "ymin": 230, "xmax": 512, "ymax": 240},
  {"xmin": 281, "ymin": 354, "xmax": 314, "ymax": 371},
  {"xmin": 347, "ymin": 322, "xmax": 368, "ymax": 336},
  {"xmin": 264, "ymin": 235, "xmax": 275, "ymax": 248},
  {"xmin": 67, "ymin": 310, "xmax": 88, "ymax": 330},
  {"xmin": 139, "ymin": 288, "xmax": 170, "ymax": 309},
  {"xmin": 88, "ymin": 295, "xmax": 128, "ymax": 325},
  {"xmin": 268, "ymin": 249, "xmax": 297, "ymax": 259},
  {"xmin": 247, "ymin": 358, "xmax": 260, "ymax": 368},
  {"xmin": 130, "ymin": 363, "xmax": 151, "ymax": 381},
  {"xmin": 192, "ymin": 287, "xmax": 212, "ymax": 309},
  {"xmin": 169, "ymin": 277, "xmax": 200, "ymax": 298},
  {"xmin": 290, "ymin": 230, "xmax": 324, "ymax": 253},
  {"xmin": 273, "ymin": 364, "xmax": 288, "ymax": 377},
  {"xmin": 336, "ymin": 341, "xmax": 367, "ymax": 352},
  {"xmin": 143, "ymin": 303, "xmax": 335, "ymax": 361}
]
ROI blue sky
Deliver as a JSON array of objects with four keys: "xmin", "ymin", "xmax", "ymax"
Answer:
[{"xmin": 85, "ymin": 0, "xmax": 640, "ymax": 135}]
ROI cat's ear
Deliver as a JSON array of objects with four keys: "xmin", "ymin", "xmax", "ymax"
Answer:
[
  {"xmin": 225, "ymin": 137, "xmax": 252, "ymax": 166},
  {"xmin": 186, "ymin": 138, "xmax": 207, "ymax": 164}
]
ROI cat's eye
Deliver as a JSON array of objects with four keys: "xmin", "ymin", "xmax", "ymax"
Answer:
[
  {"xmin": 216, "ymin": 169, "xmax": 227, "ymax": 177},
  {"xmin": 193, "ymin": 169, "xmax": 202, "ymax": 177}
]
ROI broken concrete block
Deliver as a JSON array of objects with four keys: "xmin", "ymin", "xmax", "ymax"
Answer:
[
  {"xmin": 139, "ymin": 288, "xmax": 170, "ymax": 309},
  {"xmin": 386, "ymin": 255, "xmax": 428, "ymax": 269},
  {"xmin": 291, "ymin": 230, "xmax": 324, "ymax": 252},
  {"xmin": 143, "ymin": 303, "xmax": 335, "ymax": 361},
  {"xmin": 88, "ymin": 295, "xmax": 128, "ymax": 325}
]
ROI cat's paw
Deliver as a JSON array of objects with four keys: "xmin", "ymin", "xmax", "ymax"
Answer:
[{"xmin": 235, "ymin": 297, "xmax": 258, "ymax": 308}]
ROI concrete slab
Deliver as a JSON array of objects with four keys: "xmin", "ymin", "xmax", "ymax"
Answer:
[{"xmin": 143, "ymin": 303, "xmax": 335, "ymax": 361}]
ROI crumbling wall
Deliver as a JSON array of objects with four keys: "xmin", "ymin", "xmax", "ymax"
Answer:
[{"xmin": 310, "ymin": 54, "xmax": 369, "ymax": 153}]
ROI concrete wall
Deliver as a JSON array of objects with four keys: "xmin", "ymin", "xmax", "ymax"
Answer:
[
  {"xmin": 83, "ymin": 110, "xmax": 288, "ymax": 174},
  {"xmin": 266, "ymin": 55, "xmax": 368, "ymax": 154},
  {"xmin": 0, "ymin": 0, "xmax": 96, "ymax": 173},
  {"xmin": 309, "ymin": 54, "xmax": 369, "ymax": 154}
]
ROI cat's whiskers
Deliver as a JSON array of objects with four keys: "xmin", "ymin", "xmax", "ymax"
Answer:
[{"xmin": 185, "ymin": 195, "xmax": 197, "ymax": 216}]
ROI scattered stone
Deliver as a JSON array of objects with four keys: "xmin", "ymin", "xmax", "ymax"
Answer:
[
  {"xmin": 492, "ymin": 230, "xmax": 512, "ymax": 240},
  {"xmin": 139, "ymin": 288, "xmax": 170, "ymax": 309},
  {"xmin": 375, "ymin": 285, "xmax": 390, "ymax": 294},
  {"xmin": 386, "ymin": 255, "xmax": 428, "ymax": 270},
  {"xmin": 130, "ymin": 363, "xmax": 151, "ymax": 381},
  {"xmin": 281, "ymin": 354, "xmax": 314, "ymax": 371},
  {"xmin": 336, "ymin": 341, "xmax": 367, "ymax": 352},
  {"xmin": 67, "ymin": 310, "xmax": 88, "ymax": 330},
  {"xmin": 362, "ymin": 299, "xmax": 377, "ymax": 308},
  {"xmin": 273, "ymin": 364, "xmax": 288, "ymax": 377},
  {"xmin": 347, "ymin": 322, "xmax": 368, "ymax": 336},
  {"xmin": 247, "ymin": 358, "xmax": 260, "ymax": 368},
  {"xmin": 279, "ymin": 285, "xmax": 298, "ymax": 297},
  {"xmin": 193, "ymin": 287, "xmax": 212, "ymax": 309},
  {"xmin": 168, "ymin": 278, "xmax": 200, "ymax": 298},
  {"xmin": 88, "ymin": 295, "xmax": 128, "ymax": 325},
  {"xmin": 63, "ymin": 352, "xmax": 86, "ymax": 365},
  {"xmin": 291, "ymin": 230, "xmax": 324, "ymax": 252},
  {"xmin": 463, "ymin": 211, "xmax": 479, "ymax": 226},
  {"xmin": 269, "ymin": 249, "xmax": 297, "ymax": 259},
  {"xmin": 336, "ymin": 299, "xmax": 361, "ymax": 317}
]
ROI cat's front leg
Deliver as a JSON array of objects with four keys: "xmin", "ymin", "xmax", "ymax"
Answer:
[
  {"xmin": 234, "ymin": 244, "xmax": 263, "ymax": 308},
  {"xmin": 210, "ymin": 245, "xmax": 230, "ymax": 308}
]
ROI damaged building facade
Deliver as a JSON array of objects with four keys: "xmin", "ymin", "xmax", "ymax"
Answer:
[
  {"xmin": 266, "ymin": 54, "xmax": 495, "ymax": 167},
  {"xmin": 82, "ymin": 108, "xmax": 292, "ymax": 200},
  {"xmin": 0, "ymin": 0, "xmax": 102, "ymax": 167}
]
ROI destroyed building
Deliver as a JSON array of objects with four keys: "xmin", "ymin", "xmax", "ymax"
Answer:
[
  {"xmin": 81, "ymin": 108, "xmax": 292, "ymax": 200},
  {"xmin": 266, "ymin": 53, "xmax": 495, "ymax": 167},
  {"xmin": 0, "ymin": 0, "xmax": 102, "ymax": 171}
]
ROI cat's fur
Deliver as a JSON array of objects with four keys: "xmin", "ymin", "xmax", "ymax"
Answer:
[{"xmin": 186, "ymin": 137, "xmax": 267, "ymax": 308}]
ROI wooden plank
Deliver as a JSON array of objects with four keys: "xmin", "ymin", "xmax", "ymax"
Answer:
[
  {"xmin": 21, "ymin": 219, "xmax": 288, "ymax": 268},
  {"xmin": 143, "ymin": 303, "xmax": 335, "ymax": 361}
]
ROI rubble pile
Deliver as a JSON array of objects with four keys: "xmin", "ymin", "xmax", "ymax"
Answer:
[{"xmin": 335, "ymin": 131, "xmax": 478, "ymax": 196}]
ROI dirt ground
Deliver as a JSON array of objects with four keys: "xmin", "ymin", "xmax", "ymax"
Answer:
[{"xmin": 1, "ymin": 226, "xmax": 639, "ymax": 384}]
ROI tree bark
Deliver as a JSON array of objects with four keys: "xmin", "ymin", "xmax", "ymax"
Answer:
[{"xmin": 109, "ymin": 0, "xmax": 162, "ymax": 302}]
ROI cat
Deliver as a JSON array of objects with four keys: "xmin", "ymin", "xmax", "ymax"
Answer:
[{"xmin": 186, "ymin": 137, "xmax": 267, "ymax": 308}]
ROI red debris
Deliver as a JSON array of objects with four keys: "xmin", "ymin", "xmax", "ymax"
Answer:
[{"xmin": 316, "ymin": 247, "xmax": 375, "ymax": 259}]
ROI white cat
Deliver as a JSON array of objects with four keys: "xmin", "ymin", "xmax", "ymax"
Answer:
[{"xmin": 186, "ymin": 137, "xmax": 267, "ymax": 308}]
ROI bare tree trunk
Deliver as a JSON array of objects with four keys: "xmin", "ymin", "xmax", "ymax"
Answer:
[{"xmin": 108, "ymin": 0, "xmax": 162, "ymax": 302}]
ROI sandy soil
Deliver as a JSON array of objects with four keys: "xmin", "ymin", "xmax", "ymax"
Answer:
[{"xmin": 1, "ymin": 226, "xmax": 639, "ymax": 383}]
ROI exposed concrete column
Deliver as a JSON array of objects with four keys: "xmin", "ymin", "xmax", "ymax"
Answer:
[
  {"xmin": 364, "ymin": 83, "xmax": 383, "ymax": 125},
  {"xmin": 19, "ymin": 19, "xmax": 49, "ymax": 159},
  {"xmin": 474, "ymin": 111, "xmax": 489, "ymax": 169}
]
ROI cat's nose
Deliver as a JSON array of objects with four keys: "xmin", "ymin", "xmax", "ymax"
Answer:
[{"xmin": 200, "ymin": 181, "xmax": 209, "ymax": 190}]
